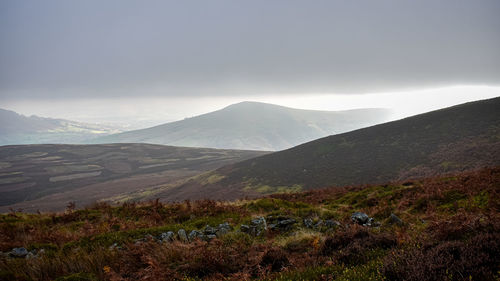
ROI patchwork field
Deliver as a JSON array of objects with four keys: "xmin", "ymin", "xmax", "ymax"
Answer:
[{"xmin": 0, "ymin": 144, "xmax": 268, "ymax": 212}]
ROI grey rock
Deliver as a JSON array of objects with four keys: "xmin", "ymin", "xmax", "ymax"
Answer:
[
  {"xmin": 215, "ymin": 223, "xmax": 231, "ymax": 237},
  {"xmin": 10, "ymin": 247, "xmax": 28, "ymax": 258},
  {"xmin": 25, "ymin": 252, "xmax": 36, "ymax": 259},
  {"xmin": 218, "ymin": 222, "xmax": 232, "ymax": 231},
  {"xmin": 389, "ymin": 213, "xmax": 403, "ymax": 225},
  {"xmin": 240, "ymin": 224, "xmax": 250, "ymax": 233},
  {"xmin": 241, "ymin": 217, "xmax": 268, "ymax": 236},
  {"xmin": 351, "ymin": 212, "xmax": 370, "ymax": 225},
  {"xmin": 204, "ymin": 225, "xmax": 217, "ymax": 235},
  {"xmin": 188, "ymin": 230, "xmax": 204, "ymax": 241},
  {"xmin": 252, "ymin": 217, "xmax": 267, "ymax": 231},
  {"xmin": 303, "ymin": 218, "xmax": 314, "ymax": 228},
  {"xmin": 178, "ymin": 229, "xmax": 188, "ymax": 242},
  {"xmin": 206, "ymin": 234, "xmax": 217, "ymax": 240},
  {"xmin": 160, "ymin": 231, "xmax": 175, "ymax": 242}
]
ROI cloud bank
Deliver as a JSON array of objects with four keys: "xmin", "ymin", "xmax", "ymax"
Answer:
[{"xmin": 1, "ymin": 0, "xmax": 499, "ymax": 99}]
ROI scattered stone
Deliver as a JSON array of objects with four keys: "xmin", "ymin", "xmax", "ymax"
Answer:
[
  {"xmin": 204, "ymin": 225, "xmax": 217, "ymax": 235},
  {"xmin": 178, "ymin": 229, "xmax": 188, "ymax": 242},
  {"xmin": 252, "ymin": 217, "xmax": 268, "ymax": 231},
  {"xmin": 160, "ymin": 231, "xmax": 175, "ymax": 242},
  {"xmin": 9, "ymin": 247, "xmax": 28, "ymax": 258},
  {"xmin": 351, "ymin": 212, "xmax": 380, "ymax": 227},
  {"xmin": 303, "ymin": 218, "xmax": 314, "ymax": 228},
  {"xmin": 365, "ymin": 217, "xmax": 381, "ymax": 227},
  {"xmin": 216, "ymin": 222, "xmax": 231, "ymax": 237},
  {"xmin": 351, "ymin": 212, "xmax": 370, "ymax": 225},
  {"xmin": 240, "ymin": 224, "xmax": 250, "ymax": 233},
  {"xmin": 188, "ymin": 230, "xmax": 204, "ymax": 241},
  {"xmin": 389, "ymin": 213, "xmax": 403, "ymax": 225},
  {"xmin": 241, "ymin": 216, "xmax": 268, "ymax": 236},
  {"xmin": 205, "ymin": 234, "xmax": 217, "ymax": 240}
]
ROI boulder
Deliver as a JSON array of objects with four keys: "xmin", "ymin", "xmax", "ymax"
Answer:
[
  {"xmin": 205, "ymin": 234, "xmax": 217, "ymax": 241},
  {"xmin": 204, "ymin": 225, "xmax": 217, "ymax": 235},
  {"xmin": 351, "ymin": 212, "xmax": 370, "ymax": 225},
  {"xmin": 240, "ymin": 224, "xmax": 250, "ymax": 233},
  {"xmin": 160, "ymin": 231, "xmax": 175, "ymax": 242},
  {"xmin": 252, "ymin": 217, "xmax": 268, "ymax": 231},
  {"xmin": 215, "ymin": 222, "xmax": 231, "ymax": 237},
  {"xmin": 365, "ymin": 217, "xmax": 381, "ymax": 227},
  {"xmin": 241, "ymin": 217, "xmax": 268, "ymax": 236},
  {"xmin": 188, "ymin": 230, "xmax": 204, "ymax": 241},
  {"xmin": 178, "ymin": 229, "xmax": 189, "ymax": 242},
  {"xmin": 10, "ymin": 247, "xmax": 28, "ymax": 258}
]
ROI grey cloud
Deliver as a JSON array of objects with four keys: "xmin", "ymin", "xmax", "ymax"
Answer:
[{"xmin": 0, "ymin": 0, "xmax": 499, "ymax": 99}]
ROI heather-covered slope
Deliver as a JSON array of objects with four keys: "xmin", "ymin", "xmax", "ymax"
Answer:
[
  {"xmin": 169, "ymin": 97, "xmax": 500, "ymax": 201},
  {"xmin": 0, "ymin": 168, "xmax": 498, "ymax": 280},
  {"xmin": 91, "ymin": 102, "xmax": 391, "ymax": 151}
]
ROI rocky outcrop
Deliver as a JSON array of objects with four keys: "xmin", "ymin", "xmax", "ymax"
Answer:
[{"xmin": 351, "ymin": 212, "xmax": 380, "ymax": 227}]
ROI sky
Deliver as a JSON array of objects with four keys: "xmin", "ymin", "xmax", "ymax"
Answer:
[{"xmin": 1, "ymin": 0, "xmax": 499, "ymax": 127}]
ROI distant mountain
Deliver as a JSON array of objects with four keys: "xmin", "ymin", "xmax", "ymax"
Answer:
[
  {"xmin": 0, "ymin": 143, "xmax": 268, "ymax": 212},
  {"xmin": 91, "ymin": 102, "xmax": 391, "ymax": 151},
  {"xmin": 161, "ymin": 97, "xmax": 500, "ymax": 201},
  {"xmin": 0, "ymin": 108, "xmax": 123, "ymax": 145}
]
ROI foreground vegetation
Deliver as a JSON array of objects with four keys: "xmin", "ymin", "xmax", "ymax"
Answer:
[{"xmin": 0, "ymin": 167, "xmax": 499, "ymax": 280}]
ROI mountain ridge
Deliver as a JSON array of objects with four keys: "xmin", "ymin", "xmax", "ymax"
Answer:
[
  {"xmin": 91, "ymin": 101, "xmax": 391, "ymax": 151},
  {"xmin": 157, "ymin": 97, "xmax": 500, "ymax": 202}
]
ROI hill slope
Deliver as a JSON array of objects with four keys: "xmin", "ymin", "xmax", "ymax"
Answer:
[
  {"xmin": 91, "ymin": 102, "xmax": 391, "ymax": 151},
  {"xmin": 0, "ymin": 108, "xmax": 123, "ymax": 145},
  {"xmin": 164, "ymin": 97, "xmax": 500, "ymax": 201},
  {"xmin": 1, "ymin": 168, "xmax": 499, "ymax": 280},
  {"xmin": 0, "ymin": 144, "xmax": 267, "ymax": 212}
]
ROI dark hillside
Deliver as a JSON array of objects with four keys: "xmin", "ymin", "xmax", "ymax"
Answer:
[{"xmin": 167, "ymin": 97, "xmax": 500, "ymax": 201}]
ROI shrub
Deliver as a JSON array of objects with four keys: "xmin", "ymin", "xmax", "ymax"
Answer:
[
  {"xmin": 321, "ymin": 227, "xmax": 396, "ymax": 265},
  {"xmin": 382, "ymin": 233, "xmax": 500, "ymax": 281},
  {"xmin": 260, "ymin": 247, "xmax": 289, "ymax": 272}
]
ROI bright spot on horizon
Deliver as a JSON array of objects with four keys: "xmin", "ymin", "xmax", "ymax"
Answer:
[{"xmin": 1, "ymin": 85, "xmax": 499, "ymax": 129}]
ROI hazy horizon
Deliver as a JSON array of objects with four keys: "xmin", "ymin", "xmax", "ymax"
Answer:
[{"xmin": 1, "ymin": 0, "xmax": 500, "ymax": 129}]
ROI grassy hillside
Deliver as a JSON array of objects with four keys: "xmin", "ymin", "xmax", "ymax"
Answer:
[
  {"xmin": 0, "ymin": 167, "xmax": 498, "ymax": 280},
  {"xmin": 0, "ymin": 144, "xmax": 268, "ymax": 212},
  {"xmin": 91, "ymin": 102, "xmax": 391, "ymax": 151},
  {"xmin": 169, "ymin": 97, "xmax": 500, "ymax": 201}
]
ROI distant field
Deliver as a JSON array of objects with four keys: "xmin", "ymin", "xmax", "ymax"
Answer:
[{"xmin": 0, "ymin": 144, "xmax": 268, "ymax": 212}]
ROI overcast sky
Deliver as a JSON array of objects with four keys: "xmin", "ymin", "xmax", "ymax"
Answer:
[{"xmin": 1, "ymin": 0, "xmax": 499, "ymax": 125}]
